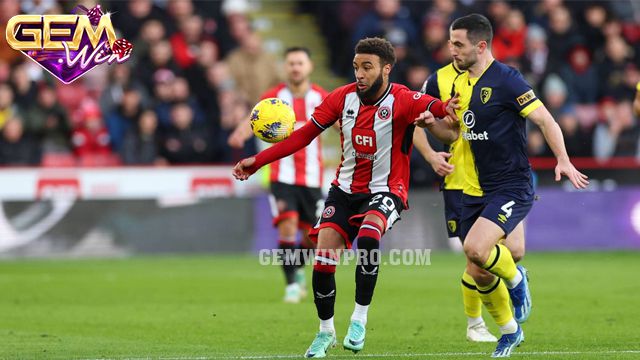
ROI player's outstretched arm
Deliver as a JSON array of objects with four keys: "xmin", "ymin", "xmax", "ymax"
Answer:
[
  {"xmin": 412, "ymin": 127, "xmax": 454, "ymax": 176},
  {"xmin": 414, "ymin": 111, "xmax": 460, "ymax": 145},
  {"xmin": 232, "ymin": 121, "xmax": 323, "ymax": 181},
  {"xmin": 228, "ymin": 121, "xmax": 253, "ymax": 149},
  {"xmin": 528, "ymin": 105, "xmax": 589, "ymax": 189}
]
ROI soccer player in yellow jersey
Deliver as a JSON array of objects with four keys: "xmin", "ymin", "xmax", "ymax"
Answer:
[
  {"xmin": 415, "ymin": 14, "xmax": 588, "ymax": 357},
  {"xmin": 413, "ymin": 61, "xmax": 526, "ymax": 343}
]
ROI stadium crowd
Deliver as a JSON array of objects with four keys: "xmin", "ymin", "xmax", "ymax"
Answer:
[{"xmin": 0, "ymin": 0, "xmax": 638, "ymax": 168}]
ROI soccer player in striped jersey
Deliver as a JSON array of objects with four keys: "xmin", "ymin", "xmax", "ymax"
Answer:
[
  {"xmin": 228, "ymin": 47, "xmax": 328, "ymax": 304},
  {"xmin": 432, "ymin": 14, "xmax": 588, "ymax": 357},
  {"xmin": 233, "ymin": 37, "xmax": 459, "ymax": 358}
]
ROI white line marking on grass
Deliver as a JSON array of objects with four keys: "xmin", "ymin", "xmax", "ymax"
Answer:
[{"xmin": 76, "ymin": 350, "xmax": 640, "ymax": 360}]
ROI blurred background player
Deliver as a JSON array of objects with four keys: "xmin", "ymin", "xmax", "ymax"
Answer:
[
  {"xmin": 415, "ymin": 61, "xmax": 527, "ymax": 343},
  {"xmin": 228, "ymin": 47, "xmax": 328, "ymax": 303},
  {"xmin": 445, "ymin": 14, "xmax": 588, "ymax": 357},
  {"xmin": 233, "ymin": 37, "xmax": 459, "ymax": 358}
]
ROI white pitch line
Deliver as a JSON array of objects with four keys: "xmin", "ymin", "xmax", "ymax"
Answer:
[{"xmin": 76, "ymin": 350, "xmax": 640, "ymax": 360}]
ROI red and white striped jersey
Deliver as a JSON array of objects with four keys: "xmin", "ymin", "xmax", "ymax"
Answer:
[
  {"xmin": 261, "ymin": 83, "xmax": 328, "ymax": 188},
  {"xmin": 311, "ymin": 83, "xmax": 444, "ymax": 206}
]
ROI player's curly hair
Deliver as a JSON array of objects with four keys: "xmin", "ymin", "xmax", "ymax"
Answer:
[
  {"xmin": 451, "ymin": 14, "xmax": 493, "ymax": 46},
  {"xmin": 355, "ymin": 37, "xmax": 396, "ymax": 67}
]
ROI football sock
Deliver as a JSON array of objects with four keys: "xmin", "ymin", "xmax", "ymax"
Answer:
[
  {"xmin": 461, "ymin": 270, "xmax": 483, "ymax": 319},
  {"xmin": 467, "ymin": 316, "xmax": 485, "ymax": 328},
  {"xmin": 351, "ymin": 303, "xmax": 369, "ymax": 325},
  {"xmin": 319, "ymin": 316, "xmax": 335, "ymax": 333},
  {"xmin": 313, "ymin": 250, "xmax": 338, "ymax": 321},
  {"xmin": 476, "ymin": 276, "xmax": 514, "ymax": 328},
  {"xmin": 278, "ymin": 240, "xmax": 297, "ymax": 285},
  {"xmin": 499, "ymin": 318, "xmax": 519, "ymax": 335},
  {"xmin": 483, "ymin": 244, "xmax": 519, "ymax": 286},
  {"xmin": 355, "ymin": 220, "xmax": 382, "ymax": 306}
]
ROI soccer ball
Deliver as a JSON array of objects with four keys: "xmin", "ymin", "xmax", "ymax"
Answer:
[{"xmin": 250, "ymin": 98, "xmax": 296, "ymax": 143}]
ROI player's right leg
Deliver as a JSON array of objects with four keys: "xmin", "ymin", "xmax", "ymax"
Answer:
[
  {"xmin": 445, "ymin": 190, "xmax": 496, "ymax": 342},
  {"xmin": 305, "ymin": 227, "xmax": 344, "ymax": 358}
]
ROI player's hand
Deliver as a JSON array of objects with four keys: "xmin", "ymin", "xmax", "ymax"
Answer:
[
  {"xmin": 414, "ymin": 110, "xmax": 436, "ymax": 128},
  {"xmin": 445, "ymin": 93, "xmax": 460, "ymax": 121},
  {"xmin": 233, "ymin": 157, "xmax": 256, "ymax": 181},
  {"xmin": 443, "ymin": 114, "xmax": 459, "ymax": 129},
  {"xmin": 428, "ymin": 152, "xmax": 454, "ymax": 177},
  {"xmin": 555, "ymin": 159, "xmax": 589, "ymax": 189}
]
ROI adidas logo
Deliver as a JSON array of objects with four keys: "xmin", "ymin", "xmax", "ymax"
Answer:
[{"xmin": 315, "ymin": 290, "xmax": 336, "ymax": 299}]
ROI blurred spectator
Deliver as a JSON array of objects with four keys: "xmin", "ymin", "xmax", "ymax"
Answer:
[
  {"xmin": 579, "ymin": 4, "xmax": 608, "ymax": 53},
  {"xmin": 522, "ymin": 25, "xmax": 548, "ymax": 86},
  {"xmin": 106, "ymin": 87, "xmax": 143, "ymax": 151},
  {"xmin": 71, "ymin": 105, "xmax": 112, "ymax": 159},
  {"xmin": 170, "ymin": 15, "xmax": 217, "ymax": 69},
  {"xmin": 23, "ymin": 83, "xmax": 71, "ymax": 154},
  {"xmin": 10, "ymin": 63, "xmax": 37, "ymax": 111},
  {"xmin": 593, "ymin": 100, "xmax": 639, "ymax": 160},
  {"xmin": 184, "ymin": 41, "xmax": 221, "ymax": 121},
  {"xmin": 493, "ymin": 9, "xmax": 527, "ymax": 62},
  {"xmin": 133, "ymin": 20, "xmax": 168, "ymax": 68},
  {"xmin": 598, "ymin": 36, "xmax": 636, "ymax": 101},
  {"xmin": 420, "ymin": 13, "xmax": 451, "ymax": 69},
  {"xmin": 559, "ymin": 46, "xmax": 599, "ymax": 104},
  {"xmin": 111, "ymin": 0, "xmax": 171, "ymax": 41},
  {"xmin": 558, "ymin": 112, "xmax": 593, "ymax": 157},
  {"xmin": 546, "ymin": 6, "xmax": 584, "ymax": 71},
  {"xmin": 100, "ymin": 63, "xmax": 149, "ymax": 119},
  {"xmin": 137, "ymin": 40, "xmax": 181, "ymax": 94},
  {"xmin": 542, "ymin": 74, "xmax": 573, "ymax": 118},
  {"xmin": 527, "ymin": 128, "xmax": 550, "ymax": 157},
  {"xmin": 121, "ymin": 109, "xmax": 165, "ymax": 165},
  {"xmin": 351, "ymin": 0, "xmax": 418, "ymax": 53},
  {"xmin": 152, "ymin": 69, "xmax": 176, "ymax": 128},
  {"xmin": 21, "ymin": 0, "xmax": 57, "ymax": 14},
  {"xmin": 0, "ymin": 117, "xmax": 41, "ymax": 165},
  {"xmin": 160, "ymin": 102, "xmax": 213, "ymax": 164},
  {"xmin": 225, "ymin": 32, "xmax": 281, "ymax": 104},
  {"xmin": 172, "ymin": 76, "xmax": 206, "ymax": 124}
]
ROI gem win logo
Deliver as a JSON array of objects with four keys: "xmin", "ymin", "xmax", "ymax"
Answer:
[{"xmin": 5, "ymin": 4, "xmax": 132, "ymax": 84}]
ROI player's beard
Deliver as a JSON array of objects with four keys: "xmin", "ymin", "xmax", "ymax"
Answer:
[
  {"xmin": 455, "ymin": 52, "xmax": 477, "ymax": 71},
  {"xmin": 357, "ymin": 71, "xmax": 384, "ymax": 103}
]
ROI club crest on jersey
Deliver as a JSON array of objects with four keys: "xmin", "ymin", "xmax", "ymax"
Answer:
[
  {"xmin": 447, "ymin": 220, "xmax": 457, "ymax": 233},
  {"xmin": 412, "ymin": 92, "xmax": 422, "ymax": 100},
  {"xmin": 480, "ymin": 87, "xmax": 492, "ymax": 104},
  {"xmin": 322, "ymin": 206, "xmax": 335, "ymax": 219},
  {"xmin": 377, "ymin": 106, "xmax": 391, "ymax": 120}
]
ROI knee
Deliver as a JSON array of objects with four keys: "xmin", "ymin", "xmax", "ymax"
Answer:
[
  {"xmin": 463, "ymin": 241, "xmax": 488, "ymax": 265},
  {"xmin": 510, "ymin": 247, "xmax": 525, "ymax": 263}
]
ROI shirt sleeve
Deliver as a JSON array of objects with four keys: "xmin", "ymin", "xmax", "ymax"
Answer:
[
  {"xmin": 421, "ymin": 72, "xmax": 440, "ymax": 99},
  {"xmin": 506, "ymin": 70, "xmax": 543, "ymax": 118},
  {"xmin": 310, "ymin": 87, "xmax": 344, "ymax": 130},
  {"xmin": 405, "ymin": 89, "xmax": 449, "ymax": 123}
]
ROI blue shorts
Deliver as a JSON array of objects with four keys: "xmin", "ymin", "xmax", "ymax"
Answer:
[
  {"xmin": 460, "ymin": 187, "xmax": 534, "ymax": 241},
  {"xmin": 443, "ymin": 189, "xmax": 463, "ymax": 239}
]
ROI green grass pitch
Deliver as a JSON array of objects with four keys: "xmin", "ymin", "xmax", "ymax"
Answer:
[{"xmin": 1, "ymin": 251, "xmax": 639, "ymax": 359}]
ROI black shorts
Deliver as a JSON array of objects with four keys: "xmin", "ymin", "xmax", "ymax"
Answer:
[
  {"xmin": 443, "ymin": 189, "xmax": 463, "ymax": 239},
  {"xmin": 460, "ymin": 186, "xmax": 534, "ymax": 241},
  {"xmin": 269, "ymin": 182, "xmax": 323, "ymax": 230},
  {"xmin": 310, "ymin": 185, "xmax": 404, "ymax": 248}
]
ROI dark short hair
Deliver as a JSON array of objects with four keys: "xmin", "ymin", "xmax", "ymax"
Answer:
[
  {"xmin": 451, "ymin": 13, "xmax": 493, "ymax": 45},
  {"xmin": 284, "ymin": 46, "xmax": 311, "ymax": 58},
  {"xmin": 355, "ymin": 37, "xmax": 396, "ymax": 67}
]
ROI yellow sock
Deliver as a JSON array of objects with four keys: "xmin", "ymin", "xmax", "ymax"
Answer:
[
  {"xmin": 483, "ymin": 244, "xmax": 517, "ymax": 282},
  {"xmin": 461, "ymin": 271, "xmax": 482, "ymax": 319},
  {"xmin": 476, "ymin": 276, "xmax": 513, "ymax": 326}
]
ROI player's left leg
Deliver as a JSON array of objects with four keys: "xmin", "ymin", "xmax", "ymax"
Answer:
[
  {"xmin": 343, "ymin": 192, "xmax": 403, "ymax": 353},
  {"xmin": 295, "ymin": 187, "xmax": 325, "ymax": 298}
]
